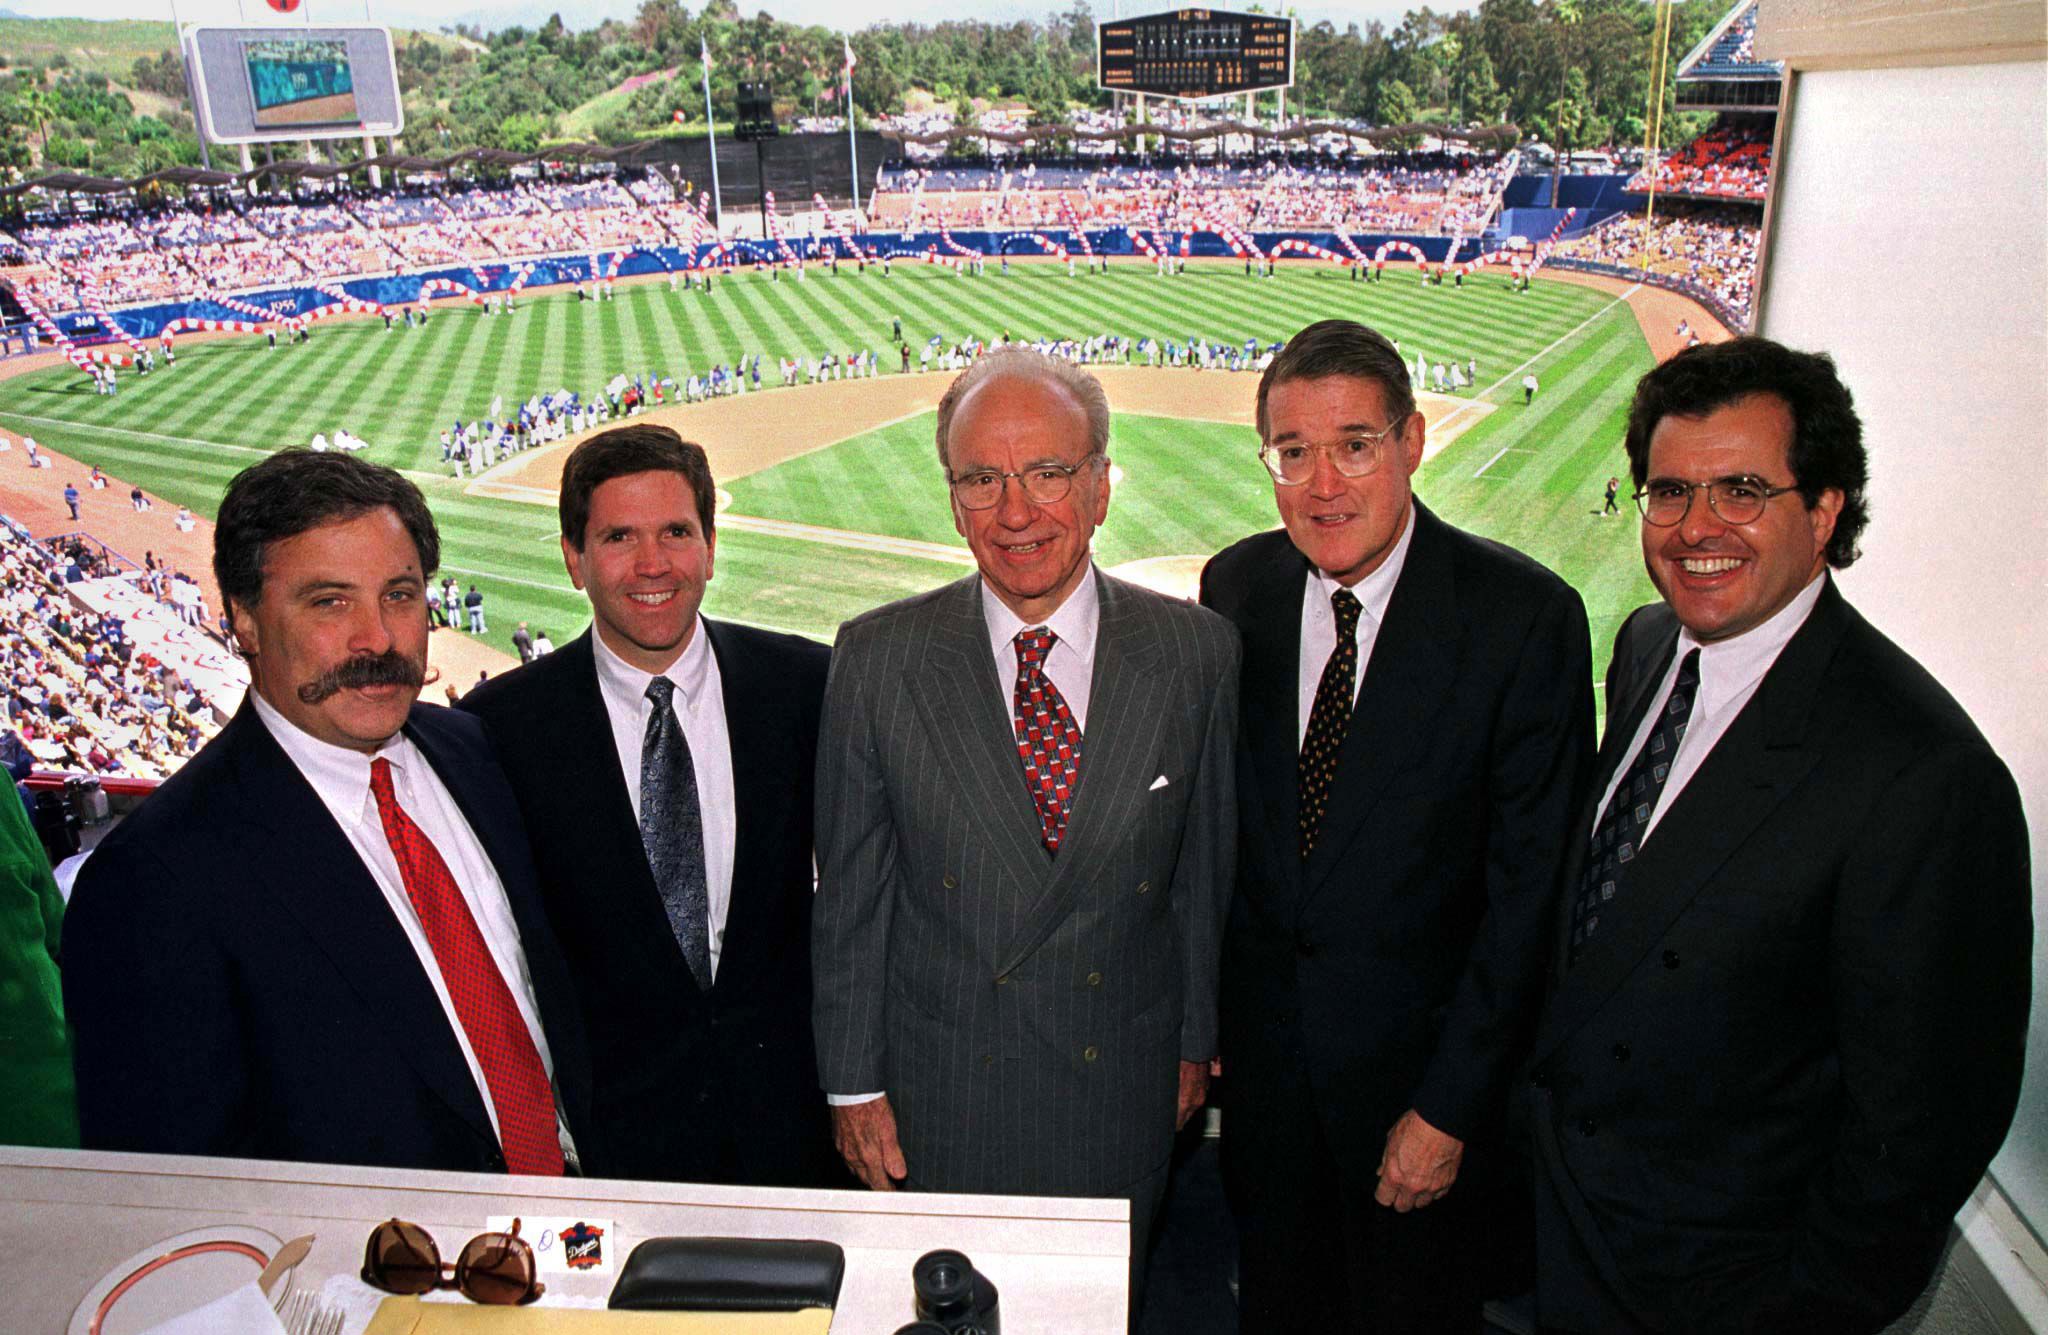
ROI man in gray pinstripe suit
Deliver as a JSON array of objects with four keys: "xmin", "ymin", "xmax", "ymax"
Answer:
[{"xmin": 813, "ymin": 347, "xmax": 1240, "ymax": 1314}]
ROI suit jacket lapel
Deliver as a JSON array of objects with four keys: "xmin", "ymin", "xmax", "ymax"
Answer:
[
  {"xmin": 1238, "ymin": 544, "xmax": 1309, "ymax": 911},
  {"xmin": 1534, "ymin": 583, "xmax": 1850, "ymax": 1060},
  {"xmin": 909, "ymin": 576, "xmax": 1052, "ymax": 892},
  {"xmin": 997, "ymin": 572, "xmax": 1173, "ymax": 976},
  {"xmin": 222, "ymin": 705, "xmax": 498, "ymax": 1148},
  {"xmin": 705, "ymin": 618, "xmax": 786, "ymax": 987},
  {"xmin": 544, "ymin": 632, "xmax": 711, "ymax": 995},
  {"xmin": 1300, "ymin": 503, "xmax": 1458, "ymax": 908}
]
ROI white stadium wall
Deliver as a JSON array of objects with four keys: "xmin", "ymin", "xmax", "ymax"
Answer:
[{"xmin": 1757, "ymin": 1, "xmax": 2047, "ymax": 1328}]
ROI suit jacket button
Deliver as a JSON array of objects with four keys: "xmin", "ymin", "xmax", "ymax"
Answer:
[
  {"xmin": 943, "ymin": 874, "xmax": 958, "ymax": 889},
  {"xmin": 1662, "ymin": 950, "xmax": 1681, "ymax": 970},
  {"xmin": 983, "ymin": 1054, "xmax": 994, "ymax": 1067},
  {"xmin": 996, "ymin": 974, "xmax": 1008, "ymax": 985},
  {"xmin": 1577, "ymin": 1117, "xmax": 1598, "ymax": 1137},
  {"xmin": 1611, "ymin": 1042, "xmax": 1630, "ymax": 1062},
  {"xmin": 1087, "ymin": 971, "xmax": 1103, "ymax": 987},
  {"xmin": 1136, "ymin": 880, "xmax": 1150, "ymax": 895},
  {"xmin": 1083, "ymin": 1045, "xmax": 1100, "ymax": 1062}
]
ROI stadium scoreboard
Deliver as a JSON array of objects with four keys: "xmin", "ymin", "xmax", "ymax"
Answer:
[
  {"xmin": 186, "ymin": 25, "xmax": 403, "ymax": 145},
  {"xmin": 1097, "ymin": 8, "xmax": 1294, "ymax": 101}
]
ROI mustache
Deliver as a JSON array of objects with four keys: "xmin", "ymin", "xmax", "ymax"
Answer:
[{"xmin": 296, "ymin": 650, "xmax": 425, "ymax": 704}]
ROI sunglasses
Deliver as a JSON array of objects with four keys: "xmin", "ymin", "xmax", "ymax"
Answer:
[{"xmin": 360, "ymin": 1217, "xmax": 545, "ymax": 1306}]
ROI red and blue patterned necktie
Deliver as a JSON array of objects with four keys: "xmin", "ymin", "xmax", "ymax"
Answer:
[{"xmin": 1013, "ymin": 627, "xmax": 1085, "ymax": 855}]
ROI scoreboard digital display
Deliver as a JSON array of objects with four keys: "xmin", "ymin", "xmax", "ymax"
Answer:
[{"xmin": 1098, "ymin": 8, "xmax": 1294, "ymax": 100}]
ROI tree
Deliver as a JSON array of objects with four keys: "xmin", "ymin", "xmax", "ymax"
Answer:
[
  {"xmin": 1373, "ymin": 77, "xmax": 1418, "ymax": 129},
  {"xmin": 16, "ymin": 84, "xmax": 55, "ymax": 159}
]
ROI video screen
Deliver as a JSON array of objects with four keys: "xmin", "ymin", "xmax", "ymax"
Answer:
[{"xmin": 245, "ymin": 37, "xmax": 358, "ymax": 129}]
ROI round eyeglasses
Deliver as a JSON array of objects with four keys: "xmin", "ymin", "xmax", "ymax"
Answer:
[
  {"xmin": 1258, "ymin": 418, "xmax": 1407, "ymax": 486},
  {"xmin": 1635, "ymin": 476, "xmax": 1803, "ymax": 527},
  {"xmin": 948, "ymin": 454, "xmax": 1104, "ymax": 510}
]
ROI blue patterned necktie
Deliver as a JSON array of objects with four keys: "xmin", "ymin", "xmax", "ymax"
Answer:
[
  {"xmin": 1299, "ymin": 588, "xmax": 1363, "ymax": 858},
  {"xmin": 1570, "ymin": 648, "xmax": 1703, "ymax": 964},
  {"xmin": 640, "ymin": 676, "xmax": 712, "ymax": 990}
]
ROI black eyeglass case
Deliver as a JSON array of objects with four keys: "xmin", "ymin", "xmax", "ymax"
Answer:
[{"xmin": 607, "ymin": 1237, "xmax": 845, "ymax": 1312}]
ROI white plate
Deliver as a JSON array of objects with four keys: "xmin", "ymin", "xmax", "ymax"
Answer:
[{"xmin": 68, "ymin": 1225, "xmax": 292, "ymax": 1335}]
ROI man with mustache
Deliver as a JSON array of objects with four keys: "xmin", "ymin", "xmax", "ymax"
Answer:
[{"xmin": 64, "ymin": 450, "xmax": 596, "ymax": 1175}]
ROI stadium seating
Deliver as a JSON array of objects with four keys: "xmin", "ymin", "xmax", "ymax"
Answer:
[{"xmin": 0, "ymin": 517, "xmax": 228, "ymax": 781}]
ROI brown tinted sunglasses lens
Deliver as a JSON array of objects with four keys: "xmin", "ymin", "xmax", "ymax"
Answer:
[
  {"xmin": 364, "ymin": 1219, "xmax": 442, "ymax": 1295},
  {"xmin": 455, "ymin": 1231, "xmax": 543, "ymax": 1305}
]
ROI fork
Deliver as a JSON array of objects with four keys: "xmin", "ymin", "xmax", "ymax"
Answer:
[
  {"xmin": 282, "ymin": 1291, "xmax": 345, "ymax": 1335},
  {"xmin": 279, "ymin": 1290, "xmax": 314, "ymax": 1334}
]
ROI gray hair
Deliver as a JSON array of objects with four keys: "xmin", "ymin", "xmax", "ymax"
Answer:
[{"xmin": 934, "ymin": 346, "xmax": 1111, "ymax": 472}]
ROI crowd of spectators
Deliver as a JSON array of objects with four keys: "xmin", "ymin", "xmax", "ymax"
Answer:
[
  {"xmin": 0, "ymin": 520, "xmax": 225, "ymax": 782},
  {"xmin": 1551, "ymin": 205, "xmax": 1759, "ymax": 320},
  {"xmin": 1626, "ymin": 125, "xmax": 1771, "ymax": 201}
]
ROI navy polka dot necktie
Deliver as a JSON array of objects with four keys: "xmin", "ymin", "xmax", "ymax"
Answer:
[{"xmin": 1299, "ymin": 588, "xmax": 1363, "ymax": 858}]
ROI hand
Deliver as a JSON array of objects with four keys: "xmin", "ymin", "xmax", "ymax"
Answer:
[
  {"xmin": 1176, "ymin": 1060, "xmax": 1210, "ymax": 1131},
  {"xmin": 831, "ymin": 1096, "xmax": 908, "ymax": 1191},
  {"xmin": 1374, "ymin": 1108, "xmax": 1463, "ymax": 1213}
]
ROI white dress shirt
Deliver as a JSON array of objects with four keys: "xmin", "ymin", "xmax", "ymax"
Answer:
[
  {"xmin": 249, "ymin": 693, "xmax": 577, "ymax": 1165},
  {"xmin": 1596, "ymin": 571, "xmax": 1827, "ymax": 846},
  {"xmin": 1297, "ymin": 501, "xmax": 1416, "ymax": 746},
  {"xmin": 980, "ymin": 566, "xmax": 1102, "ymax": 731},
  {"xmin": 828, "ymin": 571, "xmax": 1104, "ymax": 1108},
  {"xmin": 590, "ymin": 618, "xmax": 738, "ymax": 977}
]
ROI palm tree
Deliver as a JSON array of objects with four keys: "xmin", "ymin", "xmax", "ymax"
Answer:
[{"xmin": 17, "ymin": 83, "xmax": 56, "ymax": 161}]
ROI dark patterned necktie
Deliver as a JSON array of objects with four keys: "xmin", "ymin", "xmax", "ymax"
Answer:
[
  {"xmin": 1013, "ymin": 627, "xmax": 1084, "ymax": 854},
  {"xmin": 1570, "ymin": 648, "xmax": 1703, "ymax": 963},
  {"xmin": 1299, "ymin": 588, "xmax": 1363, "ymax": 858},
  {"xmin": 368, "ymin": 758, "xmax": 563, "ymax": 1176},
  {"xmin": 640, "ymin": 676, "xmax": 713, "ymax": 990}
]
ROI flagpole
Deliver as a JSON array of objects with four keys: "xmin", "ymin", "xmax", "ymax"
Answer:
[
  {"xmin": 844, "ymin": 35, "xmax": 860, "ymax": 217},
  {"xmin": 702, "ymin": 37, "xmax": 723, "ymax": 235}
]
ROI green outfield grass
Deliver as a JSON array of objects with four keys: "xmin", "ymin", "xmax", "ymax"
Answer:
[{"xmin": 0, "ymin": 262, "xmax": 1656, "ymax": 691}]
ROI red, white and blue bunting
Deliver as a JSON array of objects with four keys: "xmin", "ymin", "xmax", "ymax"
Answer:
[
  {"xmin": 416, "ymin": 276, "xmax": 486, "ymax": 305},
  {"xmin": 810, "ymin": 194, "xmax": 873, "ymax": 260},
  {"xmin": 1, "ymin": 279, "xmax": 101, "ymax": 379},
  {"xmin": 202, "ymin": 289, "xmax": 302, "ymax": 332},
  {"xmin": 759, "ymin": 194, "xmax": 804, "ymax": 267},
  {"xmin": 1055, "ymin": 196, "xmax": 1094, "ymax": 258},
  {"xmin": 1011, "ymin": 233, "xmax": 1070, "ymax": 262},
  {"xmin": 934, "ymin": 212, "xmax": 982, "ymax": 260},
  {"xmin": 1270, "ymin": 239, "xmax": 1347, "ymax": 265},
  {"xmin": 159, "ymin": 317, "xmax": 260, "ymax": 340},
  {"xmin": 1372, "ymin": 239, "xmax": 1431, "ymax": 272},
  {"xmin": 308, "ymin": 281, "xmax": 383, "ymax": 316},
  {"xmin": 1188, "ymin": 217, "xmax": 1264, "ymax": 261},
  {"xmin": 66, "ymin": 270, "xmax": 149, "ymax": 358}
]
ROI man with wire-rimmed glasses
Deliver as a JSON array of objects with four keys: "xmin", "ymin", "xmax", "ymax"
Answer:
[
  {"xmin": 812, "ymin": 346, "xmax": 1240, "ymax": 1326},
  {"xmin": 1201, "ymin": 318, "xmax": 1595, "ymax": 1333},
  {"xmin": 1528, "ymin": 337, "xmax": 2030, "ymax": 1333}
]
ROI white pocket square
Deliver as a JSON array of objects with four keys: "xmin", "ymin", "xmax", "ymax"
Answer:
[{"xmin": 1148, "ymin": 774, "xmax": 1170, "ymax": 791}]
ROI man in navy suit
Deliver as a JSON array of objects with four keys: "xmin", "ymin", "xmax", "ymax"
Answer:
[
  {"xmin": 1530, "ymin": 339, "xmax": 2031, "ymax": 1332},
  {"xmin": 65, "ymin": 450, "xmax": 594, "ymax": 1175},
  {"xmin": 463, "ymin": 425, "xmax": 839, "ymax": 1187}
]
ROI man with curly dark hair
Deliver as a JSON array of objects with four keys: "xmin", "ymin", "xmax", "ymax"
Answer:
[{"xmin": 1530, "ymin": 337, "xmax": 2032, "ymax": 1333}]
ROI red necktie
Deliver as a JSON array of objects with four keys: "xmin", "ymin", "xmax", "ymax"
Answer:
[
  {"xmin": 369, "ymin": 757, "xmax": 564, "ymax": 1175},
  {"xmin": 1013, "ymin": 627, "xmax": 1084, "ymax": 854}
]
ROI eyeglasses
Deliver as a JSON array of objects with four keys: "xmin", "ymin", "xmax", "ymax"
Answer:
[
  {"xmin": 948, "ymin": 454, "xmax": 1104, "ymax": 510},
  {"xmin": 361, "ymin": 1217, "xmax": 545, "ymax": 1306},
  {"xmin": 1258, "ymin": 418, "xmax": 1408, "ymax": 485},
  {"xmin": 1635, "ymin": 476, "xmax": 1803, "ymax": 527}
]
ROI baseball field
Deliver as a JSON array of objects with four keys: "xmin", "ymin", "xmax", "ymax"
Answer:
[{"xmin": 0, "ymin": 259, "xmax": 1674, "ymax": 689}]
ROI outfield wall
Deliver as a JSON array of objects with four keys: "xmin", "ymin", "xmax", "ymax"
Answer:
[{"xmin": 32, "ymin": 228, "xmax": 1488, "ymax": 347}]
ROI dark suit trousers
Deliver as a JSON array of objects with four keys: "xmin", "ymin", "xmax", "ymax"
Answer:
[
  {"xmin": 1533, "ymin": 1152, "xmax": 1653, "ymax": 1335},
  {"xmin": 1225, "ymin": 1057, "xmax": 1486, "ymax": 1335}
]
